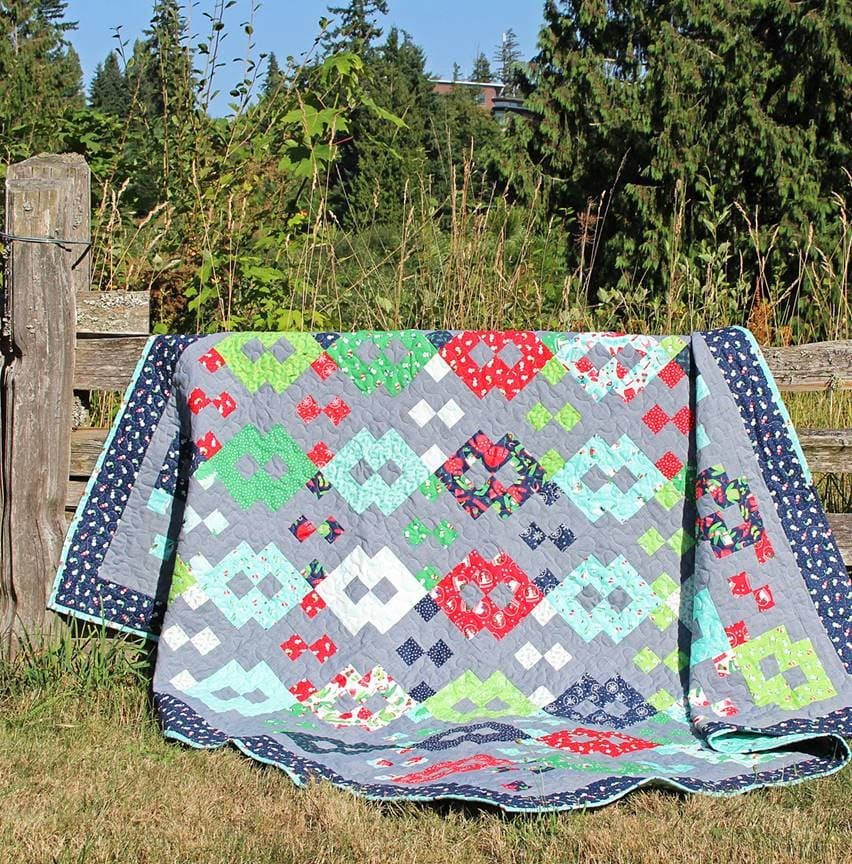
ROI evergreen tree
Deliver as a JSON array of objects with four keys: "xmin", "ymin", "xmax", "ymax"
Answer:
[
  {"xmin": 89, "ymin": 50, "xmax": 130, "ymax": 117},
  {"xmin": 0, "ymin": 0, "xmax": 84, "ymax": 143},
  {"xmin": 145, "ymin": 0, "xmax": 193, "ymax": 117},
  {"xmin": 470, "ymin": 51, "xmax": 492, "ymax": 82},
  {"xmin": 516, "ymin": 0, "xmax": 852, "ymax": 302},
  {"xmin": 263, "ymin": 52, "xmax": 283, "ymax": 97},
  {"xmin": 322, "ymin": 0, "xmax": 388, "ymax": 56},
  {"xmin": 331, "ymin": 27, "xmax": 437, "ymax": 226},
  {"xmin": 493, "ymin": 28, "xmax": 521, "ymax": 92}
]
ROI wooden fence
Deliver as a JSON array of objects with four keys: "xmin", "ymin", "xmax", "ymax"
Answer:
[{"xmin": 1, "ymin": 154, "xmax": 850, "ymax": 657}]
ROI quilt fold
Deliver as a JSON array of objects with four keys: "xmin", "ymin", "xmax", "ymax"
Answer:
[{"xmin": 50, "ymin": 327, "xmax": 851, "ymax": 811}]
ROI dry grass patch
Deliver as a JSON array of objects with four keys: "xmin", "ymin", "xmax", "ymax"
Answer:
[{"xmin": 1, "ymin": 680, "xmax": 850, "ymax": 864}]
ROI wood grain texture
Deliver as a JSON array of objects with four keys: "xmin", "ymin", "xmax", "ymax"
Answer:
[
  {"xmin": 829, "ymin": 513, "xmax": 852, "ymax": 565},
  {"xmin": 76, "ymin": 290, "xmax": 149, "ymax": 335},
  {"xmin": 74, "ymin": 335, "xmax": 148, "ymax": 390},
  {"xmin": 1, "ymin": 154, "xmax": 89, "ymax": 656},
  {"xmin": 761, "ymin": 341, "xmax": 852, "ymax": 391},
  {"xmin": 796, "ymin": 429, "xmax": 852, "ymax": 474}
]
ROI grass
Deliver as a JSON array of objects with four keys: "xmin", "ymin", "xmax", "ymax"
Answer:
[{"xmin": 0, "ymin": 635, "xmax": 850, "ymax": 864}]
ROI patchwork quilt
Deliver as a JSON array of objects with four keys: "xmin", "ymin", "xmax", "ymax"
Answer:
[{"xmin": 50, "ymin": 328, "xmax": 851, "ymax": 811}]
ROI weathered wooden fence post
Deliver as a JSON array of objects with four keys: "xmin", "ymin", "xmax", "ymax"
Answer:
[{"xmin": 1, "ymin": 154, "xmax": 90, "ymax": 658}]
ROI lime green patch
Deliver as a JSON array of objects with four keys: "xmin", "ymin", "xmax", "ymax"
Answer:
[
  {"xmin": 648, "ymin": 689, "xmax": 677, "ymax": 711},
  {"xmin": 215, "ymin": 332, "xmax": 322, "ymax": 393},
  {"xmin": 540, "ymin": 448, "xmax": 566, "ymax": 480},
  {"xmin": 634, "ymin": 647, "xmax": 661, "ymax": 673},
  {"xmin": 554, "ymin": 403, "xmax": 581, "ymax": 432},
  {"xmin": 668, "ymin": 527, "xmax": 695, "ymax": 554},
  {"xmin": 424, "ymin": 671, "xmax": 536, "ymax": 722},
  {"xmin": 664, "ymin": 649, "xmax": 689, "ymax": 673},
  {"xmin": 735, "ymin": 625, "xmax": 838, "ymax": 710},
  {"xmin": 660, "ymin": 335, "xmax": 687, "ymax": 358},
  {"xmin": 540, "ymin": 356, "xmax": 567, "ymax": 385},
  {"xmin": 168, "ymin": 556, "xmax": 195, "ymax": 603},
  {"xmin": 638, "ymin": 528, "xmax": 666, "ymax": 555},
  {"xmin": 526, "ymin": 403, "xmax": 552, "ymax": 431}
]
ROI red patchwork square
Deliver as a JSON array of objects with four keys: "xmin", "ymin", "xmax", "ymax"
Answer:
[
  {"xmin": 655, "ymin": 451, "xmax": 683, "ymax": 480},
  {"xmin": 659, "ymin": 361, "xmax": 685, "ymax": 388},
  {"xmin": 642, "ymin": 405, "xmax": 670, "ymax": 434}
]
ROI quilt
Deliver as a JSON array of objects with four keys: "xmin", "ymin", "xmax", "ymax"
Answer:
[{"xmin": 50, "ymin": 327, "xmax": 851, "ymax": 811}]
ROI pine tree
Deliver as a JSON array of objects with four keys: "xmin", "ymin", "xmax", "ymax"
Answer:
[
  {"xmin": 470, "ymin": 52, "xmax": 492, "ymax": 82},
  {"xmin": 90, "ymin": 51, "xmax": 130, "ymax": 116},
  {"xmin": 322, "ymin": 0, "xmax": 388, "ymax": 56},
  {"xmin": 263, "ymin": 52, "xmax": 283, "ymax": 97},
  {"xmin": 493, "ymin": 28, "xmax": 521, "ymax": 92},
  {"xmin": 0, "ymin": 0, "xmax": 84, "ymax": 149},
  {"xmin": 331, "ymin": 27, "xmax": 436, "ymax": 226},
  {"xmin": 516, "ymin": 0, "xmax": 852, "ymax": 303}
]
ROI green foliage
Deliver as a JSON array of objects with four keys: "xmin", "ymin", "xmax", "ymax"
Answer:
[
  {"xmin": 0, "ymin": 0, "xmax": 84, "ymax": 157},
  {"xmin": 493, "ymin": 28, "xmax": 521, "ymax": 91},
  {"xmin": 513, "ymin": 0, "xmax": 852, "ymax": 328},
  {"xmin": 89, "ymin": 50, "xmax": 130, "ymax": 117},
  {"xmin": 471, "ymin": 52, "xmax": 492, "ymax": 82},
  {"xmin": 0, "ymin": 0, "xmax": 847, "ymax": 346},
  {"xmin": 322, "ymin": 0, "xmax": 388, "ymax": 55}
]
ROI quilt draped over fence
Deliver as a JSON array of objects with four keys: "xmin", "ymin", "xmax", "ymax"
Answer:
[{"xmin": 50, "ymin": 327, "xmax": 851, "ymax": 811}]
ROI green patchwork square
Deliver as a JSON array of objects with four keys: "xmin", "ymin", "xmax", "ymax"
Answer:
[
  {"xmin": 650, "ymin": 604, "xmax": 677, "ymax": 630},
  {"xmin": 655, "ymin": 481, "xmax": 683, "ymax": 510},
  {"xmin": 540, "ymin": 357, "xmax": 567, "ymax": 385},
  {"xmin": 634, "ymin": 647, "xmax": 661, "ymax": 673},
  {"xmin": 660, "ymin": 335, "xmax": 687, "ymax": 358},
  {"xmin": 415, "ymin": 565, "xmax": 441, "ymax": 591},
  {"xmin": 664, "ymin": 649, "xmax": 689, "ymax": 673},
  {"xmin": 540, "ymin": 448, "xmax": 566, "ymax": 480},
  {"xmin": 667, "ymin": 528, "xmax": 695, "ymax": 554},
  {"xmin": 434, "ymin": 521, "xmax": 458, "ymax": 548},
  {"xmin": 554, "ymin": 403, "xmax": 581, "ymax": 432},
  {"xmin": 168, "ymin": 556, "xmax": 195, "ymax": 603},
  {"xmin": 526, "ymin": 403, "xmax": 552, "ymax": 431},
  {"xmin": 420, "ymin": 475, "xmax": 444, "ymax": 500},
  {"xmin": 648, "ymin": 689, "xmax": 677, "ymax": 711},
  {"xmin": 638, "ymin": 528, "xmax": 666, "ymax": 555}
]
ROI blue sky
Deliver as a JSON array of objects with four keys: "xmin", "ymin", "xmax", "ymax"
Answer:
[{"xmin": 66, "ymin": 1, "xmax": 546, "ymax": 107}]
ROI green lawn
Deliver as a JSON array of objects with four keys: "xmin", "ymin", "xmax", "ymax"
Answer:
[{"xmin": 1, "ymin": 659, "xmax": 850, "ymax": 864}]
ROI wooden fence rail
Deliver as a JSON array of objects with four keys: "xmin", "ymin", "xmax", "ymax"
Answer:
[{"xmin": 1, "ymin": 153, "xmax": 850, "ymax": 657}]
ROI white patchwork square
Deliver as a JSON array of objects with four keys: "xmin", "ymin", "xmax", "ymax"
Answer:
[
  {"xmin": 181, "ymin": 584, "xmax": 209, "ymax": 610},
  {"xmin": 205, "ymin": 510, "xmax": 229, "ymax": 535},
  {"xmin": 182, "ymin": 506, "xmax": 201, "ymax": 533},
  {"xmin": 437, "ymin": 399, "xmax": 464, "ymax": 428},
  {"xmin": 529, "ymin": 686, "xmax": 555, "ymax": 709},
  {"xmin": 161, "ymin": 625, "xmax": 189, "ymax": 651},
  {"xmin": 423, "ymin": 353, "xmax": 451, "ymax": 382},
  {"xmin": 420, "ymin": 445, "xmax": 448, "ymax": 473},
  {"xmin": 170, "ymin": 670, "xmax": 197, "ymax": 692},
  {"xmin": 543, "ymin": 643, "xmax": 572, "ymax": 670},
  {"xmin": 317, "ymin": 545, "xmax": 427, "ymax": 635},
  {"xmin": 531, "ymin": 599, "xmax": 557, "ymax": 625},
  {"xmin": 408, "ymin": 399, "xmax": 436, "ymax": 427},
  {"xmin": 515, "ymin": 642, "xmax": 542, "ymax": 670},
  {"xmin": 190, "ymin": 627, "xmax": 221, "ymax": 656}
]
